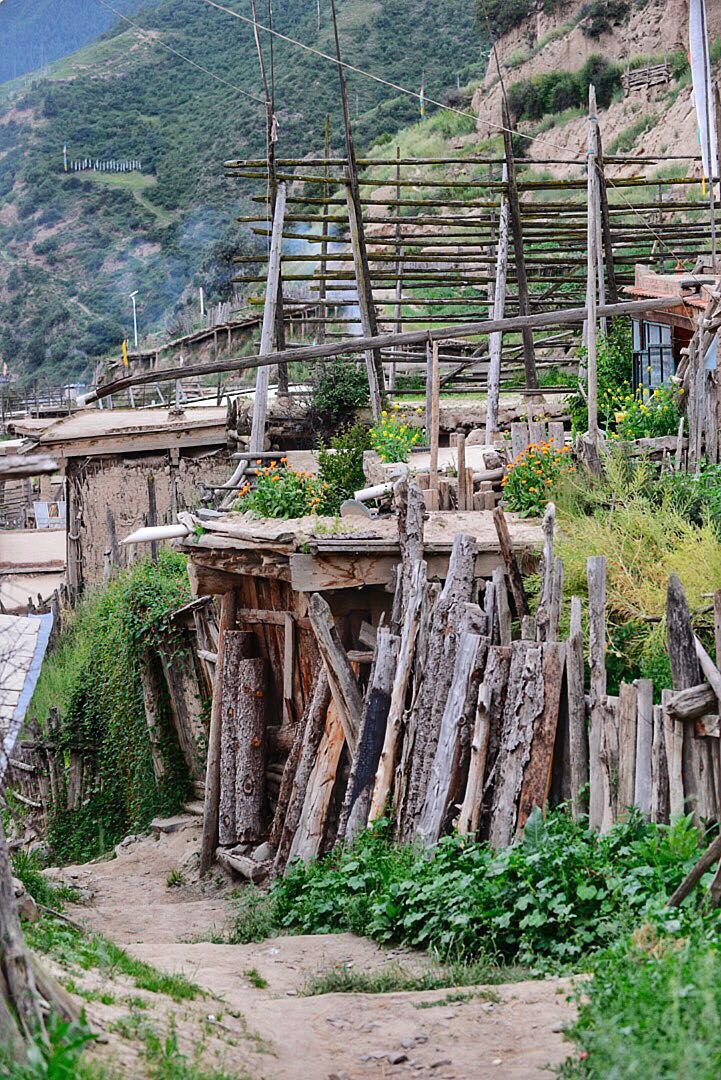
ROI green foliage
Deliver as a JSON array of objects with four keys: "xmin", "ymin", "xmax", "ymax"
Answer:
[
  {"xmin": 243, "ymin": 968, "xmax": 268, "ymax": 990},
  {"xmin": 567, "ymin": 323, "xmax": 633, "ymax": 435},
  {"xmin": 316, "ymin": 423, "xmax": 371, "ymax": 513},
  {"xmin": 226, "ymin": 886, "xmax": 281, "ymax": 945},
  {"xmin": 26, "ymin": 913, "xmax": 203, "ymax": 1001},
  {"xmin": 234, "ymin": 462, "xmax": 327, "ymax": 519},
  {"xmin": 502, "ymin": 440, "xmax": 576, "ymax": 516},
  {"xmin": 581, "ymin": 0, "xmax": 630, "ymax": 38},
  {"xmin": 271, "ymin": 812, "xmax": 706, "ymax": 968},
  {"xmin": 370, "ymin": 407, "xmax": 424, "ymax": 464},
  {"xmin": 613, "ymin": 384, "xmax": 683, "ymax": 440},
  {"xmin": 29, "ymin": 551, "xmax": 193, "ymax": 864},
  {"xmin": 507, "ymin": 56, "xmax": 620, "ymax": 123},
  {"xmin": 561, "ymin": 930, "xmax": 721, "ymax": 1078},
  {"xmin": 310, "ymin": 362, "xmax": 369, "ymax": 432},
  {"xmin": 607, "ymin": 112, "xmax": 660, "ymax": 155},
  {"xmin": 659, "ymin": 462, "xmax": 721, "ymax": 534},
  {"xmin": 11, "ymin": 850, "xmax": 77, "ymax": 910},
  {"xmin": 0, "ymin": 1014, "xmax": 96, "ymax": 1080},
  {"xmin": 302, "ymin": 962, "xmax": 510, "ymax": 996}
]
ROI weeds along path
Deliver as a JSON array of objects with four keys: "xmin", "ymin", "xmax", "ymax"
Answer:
[{"xmin": 57, "ymin": 825, "xmax": 576, "ymax": 1079}]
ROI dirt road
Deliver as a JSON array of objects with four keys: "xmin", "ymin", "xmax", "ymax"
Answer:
[{"xmin": 57, "ymin": 824, "xmax": 577, "ymax": 1079}]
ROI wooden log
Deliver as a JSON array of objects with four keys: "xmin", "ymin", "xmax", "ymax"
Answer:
[
  {"xmin": 617, "ymin": 682, "xmax": 638, "ymax": 814},
  {"xmin": 218, "ymin": 631, "xmax": 257, "ymax": 846},
  {"xmin": 567, "ymin": 596, "xmax": 588, "ymax": 821},
  {"xmin": 516, "ymin": 642, "xmax": 566, "ymax": 833},
  {"xmin": 587, "ymin": 556, "xmax": 608, "ymax": 830},
  {"xmin": 502, "ymin": 97, "xmax": 538, "ymax": 390},
  {"xmin": 288, "ymin": 702, "xmax": 345, "ymax": 862},
  {"xmin": 666, "ymin": 682, "xmax": 718, "ymax": 723},
  {"xmin": 272, "ymin": 670, "xmax": 330, "ymax": 873},
  {"xmin": 667, "ymin": 830, "xmax": 721, "ymax": 908},
  {"xmin": 222, "ymin": 655, "xmax": 268, "ymax": 845},
  {"xmin": 549, "ymin": 556, "xmax": 564, "ymax": 643},
  {"xmin": 339, "ymin": 628, "xmax": 399, "ymax": 842},
  {"xmin": 662, "ymin": 688, "xmax": 684, "ymax": 819},
  {"xmin": 485, "ymin": 171, "xmax": 509, "ymax": 442},
  {"xmin": 248, "ymin": 182, "xmax": 287, "ymax": 457},
  {"xmin": 139, "ymin": 652, "xmax": 167, "ymax": 782},
  {"xmin": 200, "ymin": 591, "xmax": 237, "ymax": 874},
  {"xmin": 651, "ymin": 701, "xmax": 670, "ymax": 824},
  {"xmin": 427, "ymin": 341, "xmax": 440, "ymax": 511},
  {"xmin": 535, "ymin": 503, "xmax": 555, "ymax": 642},
  {"xmin": 457, "ymin": 645, "xmax": 512, "ymax": 835},
  {"xmin": 370, "ymin": 559, "xmax": 426, "ymax": 820},
  {"xmin": 417, "ymin": 633, "xmax": 484, "ymax": 846},
  {"xmin": 510, "ymin": 422, "xmax": 529, "ymax": 460},
  {"xmin": 397, "ymin": 534, "xmax": 477, "ymax": 838},
  {"xmin": 307, "ymin": 592, "xmax": 363, "ymax": 755},
  {"xmin": 0, "ymin": 820, "xmax": 45, "ymax": 1047},
  {"xmin": 492, "ymin": 507, "xmax": 530, "ymax": 618},
  {"xmin": 488, "ymin": 640, "xmax": 544, "ymax": 849},
  {"xmin": 634, "ymin": 678, "xmax": 654, "ymax": 815}
]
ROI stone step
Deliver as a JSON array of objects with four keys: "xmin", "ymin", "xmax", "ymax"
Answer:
[{"xmin": 150, "ymin": 814, "xmax": 198, "ymax": 835}]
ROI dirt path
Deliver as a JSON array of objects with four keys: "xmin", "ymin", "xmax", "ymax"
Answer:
[{"xmin": 56, "ymin": 825, "xmax": 577, "ymax": 1080}]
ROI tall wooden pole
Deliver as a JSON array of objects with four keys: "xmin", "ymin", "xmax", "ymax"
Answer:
[
  {"xmin": 316, "ymin": 115, "xmax": 330, "ymax": 345},
  {"xmin": 501, "ymin": 98, "xmax": 538, "ymax": 391},
  {"xmin": 249, "ymin": 181, "xmax": 287, "ymax": 454},
  {"xmin": 200, "ymin": 590, "xmax": 237, "ymax": 873},
  {"xmin": 329, "ymin": 0, "xmax": 385, "ymax": 412},
  {"xmin": 390, "ymin": 145, "xmax": 403, "ymax": 392},
  {"xmin": 586, "ymin": 85, "xmax": 600, "ymax": 447},
  {"xmin": 485, "ymin": 164, "xmax": 509, "ymax": 443},
  {"xmin": 595, "ymin": 125, "xmax": 619, "ymax": 305}
]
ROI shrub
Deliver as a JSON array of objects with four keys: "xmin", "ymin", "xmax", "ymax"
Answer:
[
  {"xmin": 316, "ymin": 423, "xmax": 371, "ymax": 513},
  {"xmin": 581, "ymin": 0, "xmax": 631, "ymax": 38},
  {"xmin": 310, "ymin": 362, "xmax": 369, "ymax": 431},
  {"xmin": 567, "ymin": 323, "xmax": 633, "ymax": 435},
  {"xmin": 273, "ymin": 811, "xmax": 704, "ymax": 968},
  {"xmin": 370, "ymin": 406, "xmax": 423, "ymax": 463},
  {"xmin": 614, "ymin": 384, "xmax": 683, "ymax": 440},
  {"xmin": 235, "ymin": 462, "xmax": 327, "ymax": 519},
  {"xmin": 507, "ymin": 55, "xmax": 620, "ymax": 123},
  {"xmin": 659, "ymin": 462, "xmax": 721, "ymax": 533},
  {"xmin": 502, "ymin": 440, "xmax": 576, "ymax": 516}
]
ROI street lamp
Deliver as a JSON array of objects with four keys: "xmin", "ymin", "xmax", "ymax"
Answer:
[{"xmin": 129, "ymin": 290, "xmax": 139, "ymax": 349}]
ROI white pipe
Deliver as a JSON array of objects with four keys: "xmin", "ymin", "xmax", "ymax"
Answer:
[
  {"xmin": 122, "ymin": 523, "xmax": 191, "ymax": 545},
  {"xmin": 354, "ymin": 481, "xmax": 395, "ymax": 502}
]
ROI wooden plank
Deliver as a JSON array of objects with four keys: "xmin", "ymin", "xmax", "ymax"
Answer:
[
  {"xmin": 485, "ymin": 171, "xmax": 509, "ymax": 442},
  {"xmin": 651, "ymin": 701, "xmax": 670, "ymax": 824},
  {"xmin": 587, "ymin": 555, "xmax": 608, "ymax": 830},
  {"xmin": 492, "ymin": 507, "xmax": 530, "ymax": 617},
  {"xmin": 427, "ymin": 341, "xmax": 440, "ymax": 511},
  {"xmin": 457, "ymin": 644, "xmax": 512, "ymax": 835},
  {"xmin": 288, "ymin": 701, "xmax": 345, "ymax": 862},
  {"xmin": 282, "ymin": 612, "xmax": 294, "ymax": 725}
]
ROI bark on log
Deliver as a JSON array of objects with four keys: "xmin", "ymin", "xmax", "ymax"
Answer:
[
  {"xmin": 218, "ymin": 632, "xmax": 258, "ymax": 846},
  {"xmin": 288, "ymin": 702, "xmax": 345, "ymax": 862},
  {"xmin": 666, "ymin": 682, "xmax": 718, "ymax": 723},
  {"xmin": 273, "ymin": 670, "xmax": 330, "ymax": 874},
  {"xmin": 139, "ymin": 653, "xmax": 167, "ymax": 783},
  {"xmin": 617, "ymin": 682, "xmax": 638, "ymax": 814},
  {"xmin": 634, "ymin": 678, "xmax": 654, "ymax": 815},
  {"xmin": 158, "ymin": 641, "xmax": 208, "ymax": 781},
  {"xmin": 457, "ymin": 645, "xmax": 512, "ymax": 835},
  {"xmin": 417, "ymin": 633, "xmax": 484, "ymax": 846},
  {"xmin": 535, "ymin": 503, "xmax": 555, "ymax": 642},
  {"xmin": 492, "ymin": 567, "xmax": 512, "ymax": 646},
  {"xmin": 567, "ymin": 596, "xmax": 588, "ymax": 820},
  {"xmin": 201, "ymin": 591, "xmax": 237, "ymax": 874},
  {"xmin": 226, "ymin": 657, "xmax": 269, "ymax": 845},
  {"xmin": 651, "ymin": 701, "xmax": 670, "ymax": 824},
  {"xmin": 308, "ymin": 592, "xmax": 363, "ymax": 754},
  {"xmin": 492, "ymin": 507, "xmax": 529, "ymax": 618},
  {"xmin": 667, "ymin": 831, "xmax": 721, "ymax": 908},
  {"xmin": 268, "ymin": 663, "xmax": 323, "ymax": 850},
  {"xmin": 516, "ymin": 641, "xmax": 565, "ymax": 833},
  {"xmin": 339, "ymin": 629, "xmax": 399, "ymax": 843}
]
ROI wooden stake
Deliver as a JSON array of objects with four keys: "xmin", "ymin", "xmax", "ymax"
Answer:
[
  {"xmin": 492, "ymin": 507, "xmax": 530, "ymax": 617},
  {"xmin": 485, "ymin": 165, "xmax": 509, "ymax": 442},
  {"xmin": 427, "ymin": 340, "xmax": 440, "ymax": 511},
  {"xmin": 248, "ymin": 181, "xmax": 287, "ymax": 456},
  {"xmin": 200, "ymin": 590, "xmax": 237, "ymax": 874},
  {"xmin": 587, "ymin": 555, "xmax": 608, "ymax": 830},
  {"xmin": 634, "ymin": 678, "xmax": 654, "ymax": 815},
  {"xmin": 308, "ymin": 592, "xmax": 363, "ymax": 754},
  {"xmin": 567, "ymin": 596, "xmax": 589, "ymax": 820}
]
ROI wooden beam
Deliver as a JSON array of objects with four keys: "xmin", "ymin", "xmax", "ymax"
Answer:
[
  {"xmin": 307, "ymin": 592, "xmax": 363, "ymax": 754},
  {"xmin": 502, "ymin": 99, "xmax": 537, "ymax": 390}
]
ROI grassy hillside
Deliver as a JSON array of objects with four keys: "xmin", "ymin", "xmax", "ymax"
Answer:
[{"xmin": 0, "ymin": 0, "xmax": 486, "ymax": 383}]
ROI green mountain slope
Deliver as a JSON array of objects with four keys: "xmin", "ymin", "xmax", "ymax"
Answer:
[
  {"xmin": 0, "ymin": 0, "xmax": 160, "ymax": 85},
  {"xmin": 0, "ymin": 0, "xmax": 486, "ymax": 383}
]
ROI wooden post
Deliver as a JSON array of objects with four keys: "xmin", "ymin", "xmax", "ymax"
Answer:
[
  {"xmin": 595, "ymin": 125, "xmax": 619, "ymax": 305},
  {"xmin": 457, "ymin": 644, "xmax": 512, "ymax": 835},
  {"xmin": 617, "ymin": 681, "xmax": 638, "ymax": 814},
  {"xmin": 248, "ymin": 181, "xmax": 287, "ymax": 455},
  {"xmin": 329, "ymin": 0, "xmax": 384, "ymax": 415},
  {"xmin": 485, "ymin": 165, "xmax": 509, "ymax": 442},
  {"xmin": 427, "ymin": 340, "xmax": 440, "ymax": 511},
  {"xmin": 501, "ymin": 99, "xmax": 537, "ymax": 391},
  {"xmin": 634, "ymin": 678, "xmax": 654, "ymax": 816},
  {"xmin": 288, "ymin": 702, "xmax": 345, "ymax": 862},
  {"xmin": 346, "ymin": 183, "xmax": 384, "ymax": 420},
  {"xmin": 587, "ymin": 555, "xmax": 608, "ymax": 830},
  {"xmin": 230, "ymin": 657, "xmax": 268, "ymax": 844},
  {"xmin": 390, "ymin": 145, "xmax": 403, "ymax": 392},
  {"xmin": 316, "ymin": 115, "xmax": 330, "ymax": 345},
  {"xmin": 492, "ymin": 507, "xmax": 530, "ymax": 618},
  {"xmin": 585, "ymin": 85, "xmax": 601, "ymax": 460},
  {"xmin": 200, "ymin": 590, "xmax": 237, "ymax": 874},
  {"xmin": 456, "ymin": 433, "xmax": 468, "ymax": 511},
  {"xmin": 218, "ymin": 631, "xmax": 257, "ymax": 846},
  {"xmin": 567, "ymin": 596, "xmax": 588, "ymax": 820}
]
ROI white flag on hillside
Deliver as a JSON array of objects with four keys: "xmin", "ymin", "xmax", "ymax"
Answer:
[{"xmin": 690, "ymin": 0, "xmax": 718, "ymax": 178}]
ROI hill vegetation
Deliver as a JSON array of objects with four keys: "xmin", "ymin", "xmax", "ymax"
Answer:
[{"xmin": 0, "ymin": 0, "xmax": 486, "ymax": 383}]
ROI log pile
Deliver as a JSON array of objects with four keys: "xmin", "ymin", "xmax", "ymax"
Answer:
[{"xmin": 206, "ymin": 477, "xmax": 721, "ymax": 876}]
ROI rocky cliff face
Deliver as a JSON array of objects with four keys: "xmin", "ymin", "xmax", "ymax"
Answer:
[{"xmin": 471, "ymin": 0, "xmax": 719, "ymax": 171}]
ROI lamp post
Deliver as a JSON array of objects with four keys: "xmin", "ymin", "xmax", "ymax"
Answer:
[{"xmin": 129, "ymin": 290, "xmax": 139, "ymax": 349}]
